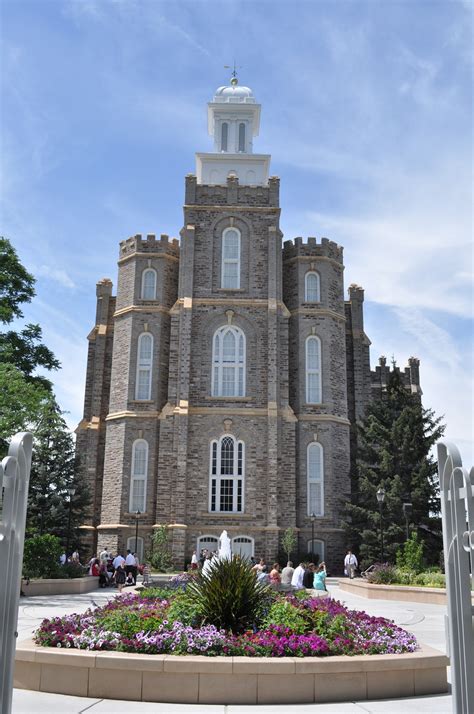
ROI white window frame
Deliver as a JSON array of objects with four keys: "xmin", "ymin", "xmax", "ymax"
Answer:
[
  {"xmin": 211, "ymin": 325, "xmax": 246, "ymax": 397},
  {"xmin": 305, "ymin": 271, "xmax": 320, "ymax": 302},
  {"xmin": 141, "ymin": 268, "xmax": 157, "ymax": 300},
  {"xmin": 135, "ymin": 332, "xmax": 153, "ymax": 401},
  {"xmin": 129, "ymin": 439, "xmax": 148, "ymax": 513},
  {"xmin": 197, "ymin": 535, "xmax": 219, "ymax": 557},
  {"xmin": 127, "ymin": 536, "xmax": 144, "ymax": 562},
  {"xmin": 221, "ymin": 122, "xmax": 228, "ymax": 152},
  {"xmin": 221, "ymin": 227, "xmax": 241, "ymax": 289},
  {"xmin": 232, "ymin": 535, "xmax": 254, "ymax": 558},
  {"xmin": 305, "ymin": 335, "xmax": 322, "ymax": 404},
  {"xmin": 307, "ymin": 442, "xmax": 324, "ymax": 517},
  {"xmin": 209, "ymin": 435, "xmax": 245, "ymax": 513}
]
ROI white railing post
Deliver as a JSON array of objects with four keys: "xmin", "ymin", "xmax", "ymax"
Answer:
[
  {"xmin": 437, "ymin": 440, "xmax": 474, "ymax": 714},
  {"xmin": 0, "ymin": 432, "xmax": 33, "ymax": 714}
]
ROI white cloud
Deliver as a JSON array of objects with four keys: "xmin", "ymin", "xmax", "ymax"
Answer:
[{"xmin": 31, "ymin": 265, "xmax": 76, "ymax": 290}]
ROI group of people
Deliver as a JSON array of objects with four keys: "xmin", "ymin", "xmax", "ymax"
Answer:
[
  {"xmin": 59, "ymin": 548, "xmax": 148, "ymax": 592},
  {"xmin": 251, "ymin": 558, "xmax": 328, "ymax": 591}
]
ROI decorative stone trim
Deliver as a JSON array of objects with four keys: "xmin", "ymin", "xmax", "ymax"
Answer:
[
  {"xmin": 118, "ymin": 252, "xmax": 180, "ymax": 265},
  {"xmin": 105, "ymin": 411, "xmax": 162, "ymax": 421},
  {"xmin": 113, "ymin": 305, "xmax": 170, "ymax": 318},
  {"xmin": 14, "ymin": 640, "xmax": 448, "ymax": 704},
  {"xmin": 296, "ymin": 414, "xmax": 351, "ymax": 426},
  {"xmin": 290, "ymin": 307, "xmax": 346, "ymax": 323}
]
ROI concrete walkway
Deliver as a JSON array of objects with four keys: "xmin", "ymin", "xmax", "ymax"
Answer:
[{"xmin": 12, "ymin": 579, "xmax": 452, "ymax": 713}]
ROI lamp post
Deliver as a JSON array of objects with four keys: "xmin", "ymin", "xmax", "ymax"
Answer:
[
  {"xmin": 376, "ymin": 488, "xmax": 385, "ymax": 563},
  {"xmin": 135, "ymin": 510, "xmax": 141, "ymax": 556},
  {"xmin": 310, "ymin": 512, "xmax": 316, "ymax": 564},
  {"xmin": 402, "ymin": 502, "xmax": 413, "ymax": 541},
  {"xmin": 66, "ymin": 487, "xmax": 76, "ymax": 559}
]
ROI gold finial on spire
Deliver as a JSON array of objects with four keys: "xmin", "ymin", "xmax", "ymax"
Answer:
[{"xmin": 224, "ymin": 60, "xmax": 242, "ymax": 86}]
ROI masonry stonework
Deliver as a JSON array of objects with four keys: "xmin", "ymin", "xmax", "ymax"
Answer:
[{"xmin": 76, "ymin": 78, "xmax": 420, "ymax": 574}]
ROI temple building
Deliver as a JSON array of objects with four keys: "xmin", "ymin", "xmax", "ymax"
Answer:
[{"xmin": 76, "ymin": 75, "xmax": 421, "ymax": 572}]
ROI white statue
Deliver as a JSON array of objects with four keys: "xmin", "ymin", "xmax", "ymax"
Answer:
[{"xmin": 218, "ymin": 530, "xmax": 232, "ymax": 560}]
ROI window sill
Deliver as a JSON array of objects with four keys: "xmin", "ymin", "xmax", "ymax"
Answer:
[
  {"xmin": 204, "ymin": 512, "xmax": 254, "ymax": 519},
  {"xmin": 205, "ymin": 396, "xmax": 252, "ymax": 402},
  {"xmin": 130, "ymin": 400, "xmax": 154, "ymax": 404},
  {"xmin": 216, "ymin": 288, "xmax": 245, "ymax": 292}
]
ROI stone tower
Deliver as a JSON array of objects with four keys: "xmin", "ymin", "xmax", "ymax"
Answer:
[{"xmin": 77, "ymin": 76, "xmax": 420, "ymax": 574}]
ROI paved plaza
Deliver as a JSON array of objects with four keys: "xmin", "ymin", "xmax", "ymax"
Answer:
[{"xmin": 12, "ymin": 580, "xmax": 452, "ymax": 713}]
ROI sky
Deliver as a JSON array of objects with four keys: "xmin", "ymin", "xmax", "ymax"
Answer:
[{"xmin": 1, "ymin": 0, "xmax": 473, "ymax": 465}]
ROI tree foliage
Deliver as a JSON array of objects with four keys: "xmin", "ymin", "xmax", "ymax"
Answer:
[
  {"xmin": 26, "ymin": 401, "xmax": 89, "ymax": 549},
  {"xmin": 282, "ymin": 527, "xmax": 298, "ymax": 562},
  {"xmin": 343, "ymin": 369, "xmax": 444, "ymax": 569},
  {"xmin": 23, "ymin": 534, "xmax": 62, "ymax": 579},
  {"xmin": 147, "ymin": 526, "xmax": 173, "ymax": 571},
  {"xmin": 0, "ymin": 237, "xmax": 35, "ymax": 324}
]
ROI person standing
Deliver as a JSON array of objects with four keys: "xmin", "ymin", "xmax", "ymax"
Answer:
[
  {"xmin": 344, "ymin": 550, "xmax": 358, "ymax": 579},
  {"xmin": 291, "ymin": 562, "xmax": 306, "ymax": 589},
  {"xmin": 191, "ymin": 550, "xmax": 198, "ymax": 570},
  {"xmin": 114, "ymin": 563, "xmax": 126, "ymax": 593},
  {"xmin": 125, "ymin": 550, "xmax": 137, "ymax": 584}
]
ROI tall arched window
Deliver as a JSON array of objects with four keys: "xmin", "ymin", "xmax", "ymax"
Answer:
[
  {"xmin": 306, "ymin": 335, "xmax": 322, "ymax": 403},
  {"xmin": 307, "ymin": 538, "xmax": 325, "ymax": 564},
  {"xmin": 141, "ymin": 269, "xmax": 157, "ymax": 300},
  {"xmin": 130, "ymin": 439, "xmax": 148, "ymax": 512},
  {"xmin": 212, "ymin": 325, "xmax": 245, "ymax": 397},
  {"xmin": 307, "ymin": 442, "xmax": 324, "ymax": 516},
  {"xmin": 135, "ymin": 333, "xmax": 153, "ymax": 400},
  {"xmin": 209, "ymin": 435, "xmax": 244, "ymax": 512},
  {"xmin": 127, "ymin": 536, "xmax": 144, "ymax": 562},
  {"xmin": 221, "ymin": 227, "xmax": 241, "ymax": 289},
  {"xmin": 305, "ymin": 272, "xmax": 320, "ymax": 302},
  {"xmin": 221, "ymin": 122, "xmax": 228, "ymax": 152},
  {"xmin": 238, "ymin": 122, "xmax": 246, "ymax": 152}
]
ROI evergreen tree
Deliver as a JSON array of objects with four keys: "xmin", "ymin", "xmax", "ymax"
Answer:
[
  {"xmin": 27, "ymin": 402, "xmax": 89, "ymax": 552},
  {"xmin": 343, "ymin": 368, "xmax": 444, "ymax": 568}
]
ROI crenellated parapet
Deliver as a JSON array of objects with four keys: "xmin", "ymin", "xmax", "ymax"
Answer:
[
  {"xmin": 371, "ymin": 355, "xmax": 422, "ymax": 398},
  {"xmin": 119, "ymin": 233, "xmax": 180, "ymax": 260},
  {"xmin": 185, "ymin": 174, "xmax": 280, "ymax": 207},
  {"xmin": 282, "ymin": 236, "xmax": 343, "ymax": 263}
]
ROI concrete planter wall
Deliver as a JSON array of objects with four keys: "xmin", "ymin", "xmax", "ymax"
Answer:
[
  {"xmin": 21, "ymin": 576, "xmax": 98, "ymax": 597},
  {"xmin": 338, "ymin": 577, "xmax": 474, "ymax": 605},
  {"xmin": 14, "ymin": 639, "xmax": 448, "ymax": 705}
]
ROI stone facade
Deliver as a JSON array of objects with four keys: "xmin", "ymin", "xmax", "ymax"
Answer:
[{"xmin": 76, "ymin": 82, "xmax": 421, "ymax": 574}]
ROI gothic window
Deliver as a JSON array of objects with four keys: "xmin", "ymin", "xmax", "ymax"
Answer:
[
  {"xmin": 305, "ymin": 335, "xmax": 322, "ymax": 403},
  {"xmin": 141, "ymin": 269, "xmax": 157, "ymax": 300},
  {"xmin": 221, "ymin": 227, "xmax": 241, "ymax": 289},
  {"xmin": 307, "ymin": 442, "xmax": 324, "ymax": 516},
  {"xmin": 212, "ymin": 325, "xmax": 245, "ymax": 397},
  {"xmin": 305, "ymin": 272, "xmax": 320, "ymax": 302},
  {"xmin": 130, "ymin": 439, "xmax": 148, "ymax": 512},
  {"xmin": 135, "ymin": 333, "xmax": 153, "ymax": 400},
  {"xmin": 209, "ymin": 435, "xmax": 244, "ymax": 513},
  {"xmin": 238, "ymin": 122, "xmax": 246, "ymax": 152},
  {"xmin": 221, "ymin": 122, "xmax": 228, "ymax": 152}
]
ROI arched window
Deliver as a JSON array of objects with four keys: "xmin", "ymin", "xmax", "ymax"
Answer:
[
  {"xmin": 305, "ymin": 272, "xmax": 320, "ymax": 302},
  {"xmin": 209, "ymin": 435, "xmax": 244, "ymax": 513},
  {"xmin": 212, "ymin": 325, "xmax": 245, "ymax": 397},
  {"xmin": 232, "ymin": 535, "xmax": 254, "ymax": 558},
  {"xmin": 238, "ymin": 122, "xmax": 246, "ymax": 152},
  {"xmin": 307, "ymin": 442, "xmax": 324, "ymax": 516},
  {"xmin": 307, "ymin": 538, "xmax": 325, "ymax": 564},
  {"xmin": 141, "ymin": 269, "xmax": 157, "ymax": 300},
  {"xmin": 221, "ymin": 122, "xmax": 228, "ymax": 152},
  {"xmin": 135, "ymin": 333, "xmax": 153, "ymax": 400},
  {"xmin": 221, "ymin": 227, "xmax": 241, "ymax": 289},
  {"xmin": 126, "ymin": 536, "xmax": 144, "ymax": 562},
  {"xmin": 197, "ymin": 535, "xmax": 218, "ymax": 557},
  {"xmin": 130, "ymin": 439, "xmax": 148, "ymax": 512},
  {"xmin": 306, "ymin": 335, "xmax": 322, "ymax": 403}
]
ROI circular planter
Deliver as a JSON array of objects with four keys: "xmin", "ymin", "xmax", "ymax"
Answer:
[{"xmin": 14, "ymin": 639, "xmax": 448, "ymax": 705}]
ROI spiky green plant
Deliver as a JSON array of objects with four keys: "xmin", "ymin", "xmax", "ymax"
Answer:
[{"xmin": 187, "ymin": 556, "xmax": 272, "ymax": 633}]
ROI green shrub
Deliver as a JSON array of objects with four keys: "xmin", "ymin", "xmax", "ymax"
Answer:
[
  {"xmin": 393, "ymin": 568, "xmax": 416, "ymax": 585},
  {"xmin": 367, "ymin": 563, "xmax": 397, "ymax": 584},
  {"xmin": 395, "ymin": 533, "xmax": 424, "ymax": 574},
  {"xmin": 139, "ymin": 586, "xmax": 176, "ymax": 600},
  {"xmin": 167, "ymin": 592, "xmax": 203, "ymax": 626},
  {"xmin": 262, "ymin": 599, "xmax": 308, "ymax": 634},
  {"xmin": 23, "ymin": 534, "xmax": 62, "ymax": 578},
  {"xmin": 413, "ymin": 572, "xmax": 446, "ymax": 588},
  {"xmin": 187, "ymin": 556, "xmax": 272, "ymax": 633},
  {"xmin": 147, "ymin": 526, "xmax": 173, "ymax": 572},
  {"xmin": 61, "ymin": 561, "xmax": 85, "ymax": 579},
  {"xmin": 97, "ymin": 608, "xmax": 165, "ymax": 639}
]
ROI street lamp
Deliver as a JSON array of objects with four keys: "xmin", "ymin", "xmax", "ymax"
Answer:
[
  {"xmin": 402, "ymin": 502, "xmax": 413, "ymax": 541},
  {"xmin": 135, "ymin": 510, "xmax": 141, "ymax": 556},
  {"xmin": 66, "ymin": 487, "xmax": 76, "ymax": 559},
  {"xmin": 310, "ymin": 512, "xmax": 316, "ymax": 564},
  {"xmin": 376, "ymin": 488, "xmax": 385, "ymax": 563}
]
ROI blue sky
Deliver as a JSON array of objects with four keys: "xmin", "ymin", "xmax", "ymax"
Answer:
[{"xmin": 1, "ymin": 0, "xmax": 473, "ymax": 464}]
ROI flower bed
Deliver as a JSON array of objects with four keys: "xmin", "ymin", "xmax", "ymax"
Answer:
[{"xmin": 34, "ymin": 589, "xmax": 417, "ymax": 657}]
